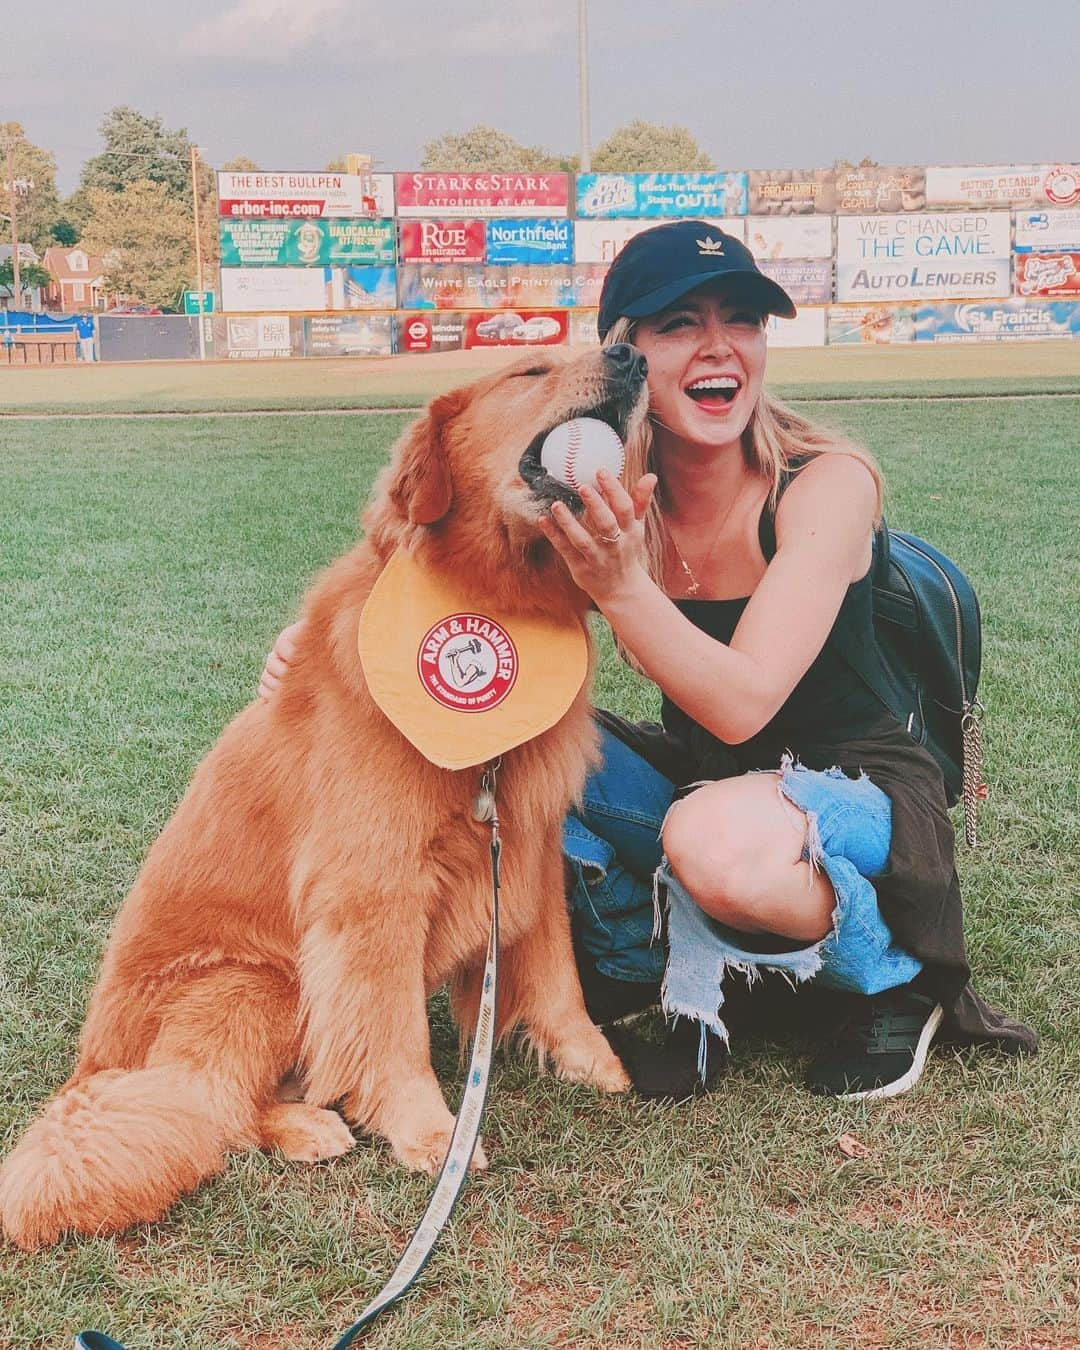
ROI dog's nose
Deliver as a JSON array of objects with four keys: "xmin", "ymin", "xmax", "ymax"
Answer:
[{"xmin": 604, "ymin": 343, "xmax": 647, "ymax": 381}]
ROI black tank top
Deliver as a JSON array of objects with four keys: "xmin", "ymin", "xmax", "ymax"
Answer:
[{"xmin": 660, "ymin": 471, "xmax": 884, "ymax": 762}]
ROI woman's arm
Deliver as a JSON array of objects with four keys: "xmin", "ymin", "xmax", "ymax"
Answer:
[{"xmin": 541, "ymin": 455, "xmax": 876, "ymax": 745}]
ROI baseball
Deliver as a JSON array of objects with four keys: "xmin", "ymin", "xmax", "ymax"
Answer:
[{"xmin": 540, "ymin": 417, "xmax": 625, "ymax": 492}]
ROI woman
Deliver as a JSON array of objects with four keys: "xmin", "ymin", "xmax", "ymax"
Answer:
[{"xmin": 261, "ymin": 221, "xmax": 1034, "ymax": 1101}]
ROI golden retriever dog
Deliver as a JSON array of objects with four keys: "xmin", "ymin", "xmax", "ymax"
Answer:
[{"xmin": 0, "ymin": 344, "xmax": 649, "ymax": 1250}]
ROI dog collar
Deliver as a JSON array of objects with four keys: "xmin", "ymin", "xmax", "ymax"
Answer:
[{"xmin": 358, "ymin": 549, "xmax": 589, "ymax": 770}]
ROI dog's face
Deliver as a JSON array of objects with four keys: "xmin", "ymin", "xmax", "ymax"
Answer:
[{"xmin": 367, "ymin": 345, "xmax": 649, "ymax": 601}]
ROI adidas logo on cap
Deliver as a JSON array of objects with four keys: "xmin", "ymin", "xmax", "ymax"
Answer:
[{"xmin": 696, "ymin": 236, "xmax": 725, "ymax": 255}]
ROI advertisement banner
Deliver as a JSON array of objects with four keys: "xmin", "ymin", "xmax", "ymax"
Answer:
[
  {"xmin": 305, "ymin": 314, "xmax": 394, "ymax": 357},
  {"xmin": 1013, "ymin": 207, "xmax": 1080, "ymax": 253},
  {"xmin": 218, "ymin": 218, "xmax": 395, "ymax": 267},
  {"xmin": 757, "ymin": 258, "xmax": 833, "ymax": 304},
  {"xmin": 221, "ymin": 266, "xmax": 396, "ymax": 311},
  {"xmin": 569, "ymin": 309, "xmax": 601, "ymax": 346},
  {"xmin": 397, "ymin": 310, "xmax": 569, "ymax": 352},
  {"xmin": 214, "ymin": 314, "xmax": 304, "ymax": 359},
  {"xmin": 575, "ymin": 172, "xmax": 749, "ymax": 218},
  {"xmin": 915, "ymin": 299, "xmax": 1080, "ymax": 342},
  {"xmin": 484, "ymin": 219, "xmax": 573, "ymax": 265},
  {"xmin": 748, "ymin": 168, "xmax": 835, "ymax": 215},
  {"xmin": 397, "ymin": 311, "xmax": 466, "ymax": 353},
  {"xmin": 764, "ymin": 307, "xmax": 826, "ymax": 348},
  {"xmin": 573, "ymin": 218, "xmax": 737, "ymax": 263},
  {"xmin": 398, "ymin": 220, "xmax": 486, "ymax": 263},
  {"xmin": 1014, "ymin": 253, "xmax": 1080, "ymax": 298},
  {"xmin": 746, "ymin": 216, "xmax": 833, "ymax": 260},
  {"xmin": 826, "ymin": 305, "xmax": 915, "ymax": 344},
  {"xmin": 467, "ymin": 310, "xmax": 568, "ymax": 347},
  {"xmin": 328, "ymin": 267, "xmax": 397, "ymax": 310},
  {"xmin": 835, "ymin": 213, "xmax": 1010, "ymax": 302},
  {"xmin": 217, "ymin": 171, "xmax": 394, "ymax": 219},
  {"xmin": 395, "ymin": 172, "xmax": 570, "ymax": 217},
  {"xmin": 834, "ymin": 166, "xmax": 926, "ymax": 214},
  {"xmin": 221, "ymin": 267, "xmax": 328, "ymax": 312},
  {"xmin": 926, "ymin": 164, "xmax": 1080, "ymax": 209},
  {"xmin": 397, "ymin": 263, "xmax": 607, "ymax": 310}
]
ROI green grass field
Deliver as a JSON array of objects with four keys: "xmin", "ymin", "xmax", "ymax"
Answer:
[
  {"xmin": 1, "ymin": 374, "xmax": 1077, "ymax": 1347},
  {"xmin": 3, "ymin": 339, "xmax": 1080, "ymax": 414}
]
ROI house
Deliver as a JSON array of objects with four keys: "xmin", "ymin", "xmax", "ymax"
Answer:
[
  {"xmin": 0, "ymin": 242, "xmax": 41, "ymax": 266},
  {"xmin": 42, "ymin": 245, "xmax": 112, "ymax": 313}
]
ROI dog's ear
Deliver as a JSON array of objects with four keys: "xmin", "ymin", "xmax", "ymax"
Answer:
[{"xmin": 388, "ymin": 389, "xmax": 465, "ymax": 525}]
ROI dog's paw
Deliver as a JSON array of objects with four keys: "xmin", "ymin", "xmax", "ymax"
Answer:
[
  {"xmin": 553, "ymin": 1028, "xmax": 632, "ymax": 1094},
  {"xmin": 260, "ymin": 1103, "xmax": 355, "ymax": 1163},
  {"xmin": 390, "ymin": 1127, "xmax": 488, "ymax": 1176}
]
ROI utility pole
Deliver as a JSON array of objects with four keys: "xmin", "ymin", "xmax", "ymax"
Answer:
[
  {"xmin": 190, "ymin": 144, "xmax": 207, "ymax": 358},
  {"xmin": 578, "ymin": 0, "xmax": 591, "ymax": 173},
  {"xmin": 5, "ymin": 136, "xmax": 22, "ymax": 303}
]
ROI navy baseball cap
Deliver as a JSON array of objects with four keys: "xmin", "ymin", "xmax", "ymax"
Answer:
[{"xmin": 597, "ymin": 220, "xmax": 797, "ymax": 340}]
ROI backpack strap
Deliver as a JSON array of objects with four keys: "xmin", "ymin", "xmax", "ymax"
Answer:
[{"xmin": 822, "ymin": 521, "xmax": 916, "ymax": 730}]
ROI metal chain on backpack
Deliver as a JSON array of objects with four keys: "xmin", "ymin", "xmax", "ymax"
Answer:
[{"xmin": 961, "ymin": 700, "xmax": 987, "ymax": 847}]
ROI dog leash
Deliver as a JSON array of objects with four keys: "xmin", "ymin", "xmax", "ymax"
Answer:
[{"xmin": 76, "ymin": 761, "xmax": 503, "ymax": 1350}]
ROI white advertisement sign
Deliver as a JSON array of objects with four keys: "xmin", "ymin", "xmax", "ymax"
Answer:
[
  {"xmin": 835, "ymin": 213, "xmax": 1011, "ymax": 302},
  {"xmin": 573, "ymin": 218, "xmax": 738, "ymax": 263},
  {"xmin": 221, "ymin": 267, "xmax": 329, "ymax": 311},
  {"xmin": 926, "ymin": 165, "xmax": 1080, "ymax": 209},
  {"xmin": 217, "ymin": 171, "xmax": 395, "ymax": 219},
  {"xmin": 765, "ymin": 307, "xmax": 826, "ymax": 348},
  {"xmin": 225, "ymin": 315, "xmax": 293, "ymax": 358},
  {"xmin": 1014, "ymin": 207, "xmax": 1080, "ymax": 254},
  {"xmin": 745, "ymin": 216, "xmax": 833, "ymax": 260}
]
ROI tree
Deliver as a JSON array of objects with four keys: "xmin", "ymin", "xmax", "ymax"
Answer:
[
  {"xmin": 79, "ymin": 107, "xmax": 193, "ymax": 202},
  {"xmin": 421, "ymin": 126, "xmax": 562, "ymax": 172},
  {"xmin": 77, "ymin": 109, "xmax": 219, "ymax": 297},
  {"xmin": 221, "ymin": 155, "xmax": 260, "ymax": 173},
  {"xmin": 0, "ymin": 257, "xmax": 51, "ymax": 290},
  {"xmin": 0, "ymin": 122, "xmax": 63, "ymax": 254},
  {"xmin": 50, "ymin": 218, "xmax": 80, "ymax": 247},
  {"xmin": 80, "ymin": 180, "xmax": 196, "ymax": 309},
  {"xmin": 59, "ymin": 186, "xmax": 95, "ymax": 231},
  {"xmin": 591, "ymin": 121, "xmax": 715, "ymax": 173}
]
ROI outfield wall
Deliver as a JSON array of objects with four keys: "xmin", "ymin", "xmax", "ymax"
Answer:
[{"xmin": 70, "ymin": 163, "xmax": 1080, "ymax": 361}]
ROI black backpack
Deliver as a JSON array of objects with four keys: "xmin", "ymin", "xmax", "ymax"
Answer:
[{"xmin": 836, "ymin": 524, "xmax": 986, "ymax": 844}]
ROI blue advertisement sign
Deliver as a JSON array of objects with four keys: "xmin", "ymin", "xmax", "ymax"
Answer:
[
  {"xmin": 915, "ymin": 299, "xmax": 1080, "ymax": 341},
  {"xmin": 485, "ymin": 219, "xmax": 573, "ymax": 264},
  {"xmin": 334, "ymin": 266, "xmax": 397, "ymax": 309},
  {"xmin": 576, "ymin": 172, "xmax": 748, "ymax": 218}
]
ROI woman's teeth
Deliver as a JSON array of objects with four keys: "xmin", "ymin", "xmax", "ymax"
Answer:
[{"xmin": 685, "ymin": 377, "xmax": 739, "ymax": 403}]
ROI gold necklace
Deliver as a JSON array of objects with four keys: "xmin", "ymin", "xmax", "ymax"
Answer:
[
  {"xmin": 666, "ymin": 484, "xmax": 750, "ymax": 598},
  {"xmin": 669, "ymin": 533, "xmax": 703, "ymax": 596}
]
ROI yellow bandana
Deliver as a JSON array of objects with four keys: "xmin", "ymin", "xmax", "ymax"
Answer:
[{"xmin": 358, "ymin": 549, "xmax": 589, "ymax": 770}]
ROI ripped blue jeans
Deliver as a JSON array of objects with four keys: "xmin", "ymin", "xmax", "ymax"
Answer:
[{"xmin": 564, "ymin": 727, "xmax": 922, "ymax": 1054}]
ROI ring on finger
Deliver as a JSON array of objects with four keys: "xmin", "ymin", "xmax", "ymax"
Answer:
[{"xmin": 597, "ymin": 527, "xmax": 622, "ymax": 544}]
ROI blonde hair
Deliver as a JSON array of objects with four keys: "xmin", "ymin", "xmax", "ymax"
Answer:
[{"xmin": 603, "ymin": 315, "xmax": 884, "ymax": 591}]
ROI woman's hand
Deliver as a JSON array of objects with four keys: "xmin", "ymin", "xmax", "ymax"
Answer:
[
  {"xmin": 538, "ymin": 468, "xmax": 657, "ymax": 607},
  {"xmin": 258, "ymin": 621, "xmax": 305, "ymax": 702}
]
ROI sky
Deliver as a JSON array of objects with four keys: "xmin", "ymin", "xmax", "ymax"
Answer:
[{"xmin": 12, "ymin": 0, "xmax": 1080, "ymax": 195}]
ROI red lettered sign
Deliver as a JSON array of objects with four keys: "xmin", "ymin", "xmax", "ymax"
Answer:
[
  {"xmin": 399, "ymin": 219, "xmax": 486, "ymax": 263},
  {"xmin": 396, "ymin": 173, "xmax": 569, "ymax": 217}
]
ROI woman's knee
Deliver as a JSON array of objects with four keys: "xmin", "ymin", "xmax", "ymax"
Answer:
[{"xmin": 661, "ymin": 796, "xmax": 764, "ymax": 928}]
